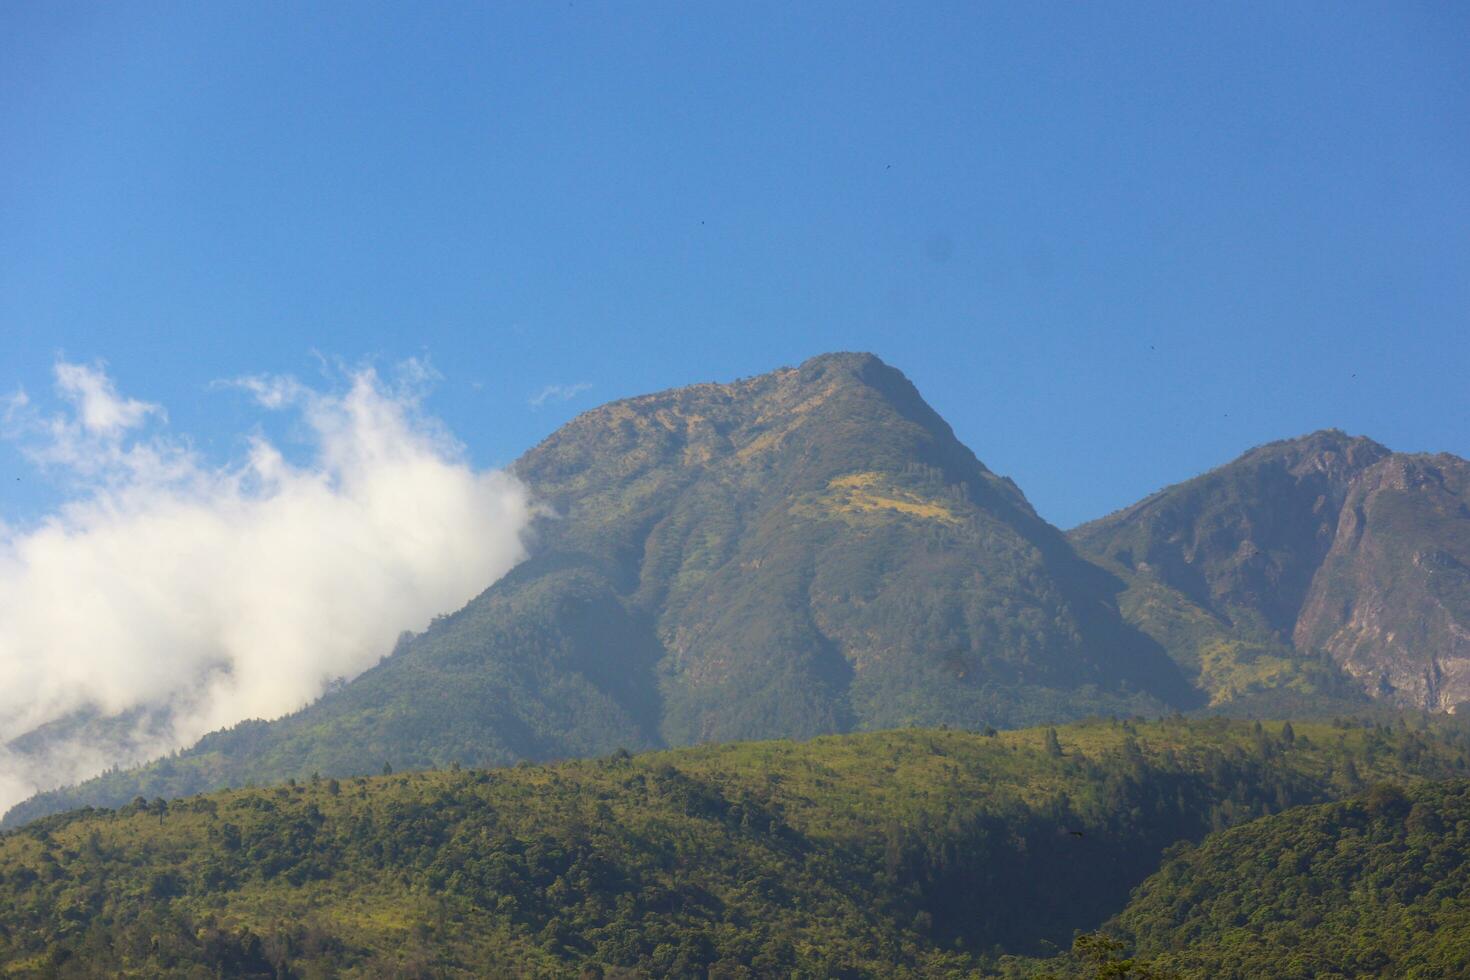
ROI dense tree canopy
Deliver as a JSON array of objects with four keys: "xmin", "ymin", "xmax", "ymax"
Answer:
[
  {"xmin": 2, "ymin": 717, "xmax": 1466, "ymax": 977},
  {"xmin": 1113, "ymin": 778, "xmax": 1470, "ymax": 978}
]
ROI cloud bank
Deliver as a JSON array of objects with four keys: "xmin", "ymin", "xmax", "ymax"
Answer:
[
  {"xmin": 0, "ymin": 361, "xmax": 536, "ymax": 815},
  {"xmin": 529, "ymin": 382, "xmax": 592, "ymax": 409}
]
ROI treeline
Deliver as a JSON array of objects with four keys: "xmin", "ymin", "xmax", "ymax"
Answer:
[{"xmin": 0, "ymin": 717, "xmax": 1465, "ymax": 977}]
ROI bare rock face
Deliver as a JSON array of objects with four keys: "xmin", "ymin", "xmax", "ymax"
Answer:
[
  {"xmin": 1072, "ymin": 430, "xmax": 1391, "ymax": 639},
  {"xmin": 1295, "ymin": 454, "xmax": 1470, "ymax": 711},
  {"xmin": 1072, "ymin": 432, "xmax": 1470, "ymax": 714}
]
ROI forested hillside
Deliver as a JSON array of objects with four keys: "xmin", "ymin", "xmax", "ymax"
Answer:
[
  {"xmin": 3, "ymin": 718, "xmax": 1466, "ymax": 977},
  {"xmin": 1112, "ymin": 778, "xmax": 1470, "ymax": 978}
]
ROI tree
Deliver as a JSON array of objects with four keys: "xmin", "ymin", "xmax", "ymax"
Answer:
[
  {"xmin": 1065, "ymin": 933, "xmax": 1173, "ymax": 979},
  {"xmin": 1364, "ymin": 782, "xmax": 1410, "ymax": 818}
]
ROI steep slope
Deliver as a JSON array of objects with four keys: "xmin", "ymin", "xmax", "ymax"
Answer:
[
  {"xmin": 1072, "ymin": 430, "xmax": 1388, "ymax": 638},
  {"xmin": 1114, "ymin": 778, "xmax": 1470, "ymax": 978},
  {"xmin": 1070, "ymin": 430, "xmax": 1388, "ymax": 710},
  {"xmin": 2, "ymin": 719, "xmax": 1465, "ymax": 977},
  {"xmin": 1295, "ymin": 453, "xmax": 1470, "ymax": 711},
  {"xmin": 512, "ymin": 352, "xmax": 1186, "ymax": 742},
  {"xmin": 1071, "ymin": 433, "xmax": 1470, "ymax": 715},
  {"xmin": 7, "ymin": 353, "xmax": 1186, "ymax": 825}
]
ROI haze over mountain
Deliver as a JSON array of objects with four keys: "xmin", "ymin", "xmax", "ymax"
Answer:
[
  {"xmin": 0, "ymin": 362, "xmax": 538, "ymax": 816},
  {"xmin": 8, "ymin": 352, "xmax": 1470, "ymax": 827}
]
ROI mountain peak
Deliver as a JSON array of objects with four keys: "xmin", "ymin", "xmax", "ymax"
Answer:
[
  {"xmin": 1238, "ymin": 429, "xmax": 1391, "ymax": 477},
  {"xmin": 516, "ymin": 351, "xmax": 1011, "ymax": 528},
  {"xmin": 7, "ymin": 354, "xmax": 1194, "ymax": 826},
  {"xmin": 790, "ymin": 351, "xmax": 910, "ymax": 394},
  {"xmin": 1071, "ymin": 429, "xmax": 1393, "ymax": 639},
  {"xmin": 1070, "ymin": 427, "xmax": 1470, "ymax": 713},
  {"xmin": 795, "ymin": 349, "xmax": 889, "ymax": 373}
]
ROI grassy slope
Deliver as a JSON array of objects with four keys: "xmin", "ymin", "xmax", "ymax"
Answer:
[
  {"xmin": 3, "ymin": 718, "xmax": 1467, "ymax": 978},
  {"xmin": 1086, "ymin": 555, "xmax": 1372, "ymax": 718}
]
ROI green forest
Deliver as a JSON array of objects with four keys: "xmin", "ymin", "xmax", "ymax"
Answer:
[
  {"xmin": 5, "ymin": 359, "xmax": 1470, "ymax": 977},
  {"xmin": 4, "ymin": 716, "xmax": 1470, "ymax": 977},
  {"xmin": 1115, "ymin": 778, "xmax": 1470, "ymax": 977}
]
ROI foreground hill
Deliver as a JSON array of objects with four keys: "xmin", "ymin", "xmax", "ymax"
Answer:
[
  {"xmin": 8, "ymin": 353, "xmax": 1188, "ymax": 825},
  {"xmin": 1071, "ymin": 431, "xmax": 1470, "ymax": 714},
  {"xmin": 2, "ymin": 719, "xmax": 1467, "ymax": 977},
  {"xmin": 1112, "ymin": 778, "xmax": 1470, "ymax": 978}
]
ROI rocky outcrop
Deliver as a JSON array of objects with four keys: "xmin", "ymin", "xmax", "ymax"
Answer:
[
  {"xmin": 1072, "ymin": 430, "xmax": 1390, "ymax": 639},
  {"xmin": 1073, "ymin": 434, "xmax": 1470, "ymax": 713},
  {"xmin": 1295, "ymin": 454, "xmax": 1470, "ymax": 711}
]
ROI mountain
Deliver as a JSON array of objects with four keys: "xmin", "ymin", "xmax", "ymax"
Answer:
[
  {"xmin": 1112, "ymin": 777, "xmax": 1470, "ymax": 978},
  {"xmin": 1071, "ymin": 430, "xmax": 1390, "ymax": 639},
  {"xmin": 1295, "ymin": 453, "xmax": 1470, "ymax": 711},
  {"xmin": 14, "ymin": 356, "xmax": 1468, "ymax": 828},
  {"xmin": 3, "ymin": 718, "xmax": 1465, "ymax": 977},
  {"xmin": 5, "ymin": 353, "xmax": 1189, "ymax": 825},
  {"xmin": 1070, "ymin": 431, "xmax": 1470, "ymax": 714},
  {"xmin": 509, "ymin": 351, "xmax": 1187, "ymax": 738}
]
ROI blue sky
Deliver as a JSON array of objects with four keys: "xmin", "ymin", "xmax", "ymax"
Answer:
[{"xmin": 3, "ymin": 1, "xmax": 1467, "ymax": 528}]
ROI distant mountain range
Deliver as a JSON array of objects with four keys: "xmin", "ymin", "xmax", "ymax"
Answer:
[{"xmin": 7, "ymin": 352, "xmax": 1469, "ymax": 825}]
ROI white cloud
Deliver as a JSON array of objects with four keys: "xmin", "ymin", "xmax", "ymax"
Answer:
[
  {"xmin": 53, "ymin": 361, "xmax": 160, "ymax": 436},
  {"xmin": 2, "ymin": 389, "xmax": 29, "ymax": 420},
  {"xmin": 529, "ymin": 381, "xmax": 592, "ymax": 409},
  {"xmin": 0, "ymin": 360, "xmax": 537, "ymax": 816}
]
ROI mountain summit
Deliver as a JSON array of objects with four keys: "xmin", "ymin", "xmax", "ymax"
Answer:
[
  {"xmin": 512, "ymin": 351, "xmax": 1185, "ymax": 746},
  {"xmin": 1072, "ymin": 429, "xmax": 1390, "ymax": 638},
  {"xmin": 7, "ymin": 353, "xmax": 1185, "ymax": 823},
  {"xmin": 1071, "ymin": 431, "xmax": 1470, "ymax": 713},
  {"xmin": 13, "ymin": 357, "xmax": 1468, "ymax": 827}
]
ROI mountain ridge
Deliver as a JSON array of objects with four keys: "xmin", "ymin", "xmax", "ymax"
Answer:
[
  {"xmin": 1070, "ymin": 428, "xmax": 1390, "ymax": 637},
  {"xmin": 4, "ymin": 352, "xmax": 1183, "ymax": 826},
  {"xmin": 9, "ymin": 355, "xmax": 1470, "ymax": 827},
  {"xmin": 1070, "ymin": 429, "xmax": 1470, "ymax": 713}
]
